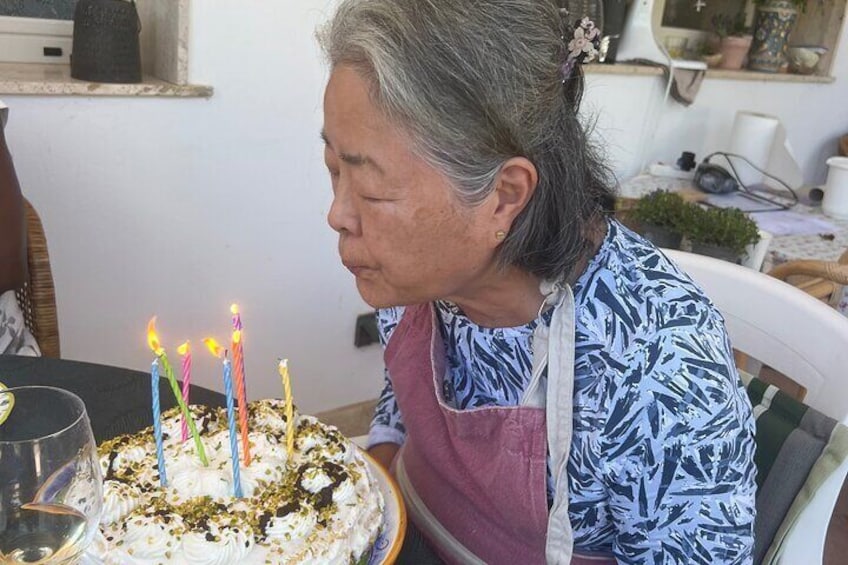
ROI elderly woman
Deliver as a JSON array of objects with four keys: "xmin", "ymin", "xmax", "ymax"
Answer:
[{"xmin": 319, "ymin": 1, "xmax": 756, "ymax": 563}]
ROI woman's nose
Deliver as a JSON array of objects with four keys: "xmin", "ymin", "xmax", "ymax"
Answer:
[{"xmin": 327, "ymin": 182, "xmax": 359, "ymax": 235}]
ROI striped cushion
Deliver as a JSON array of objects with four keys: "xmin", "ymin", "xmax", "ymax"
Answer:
[{"xmin": 741, "ymin": 372, "xmax": 848, "ymax": 564}]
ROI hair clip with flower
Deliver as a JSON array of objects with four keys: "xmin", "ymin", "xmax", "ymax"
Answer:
[{"xmin": 561, "ymin": 16, "xmax": 601, "ymax": 81}]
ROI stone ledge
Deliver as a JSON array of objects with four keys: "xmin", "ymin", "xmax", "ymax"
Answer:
[
  {"xmin": 585, "ymin": 63, "xmax": 835, "ymax": 83},
  {"xmin": 0, "ymin": 63, "xmax": 212, "ymax": 97}
]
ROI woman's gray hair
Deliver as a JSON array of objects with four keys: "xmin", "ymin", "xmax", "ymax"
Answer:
[{"xmin": 318, "ymin": 0, "xmax": 614, "ymax": 281}]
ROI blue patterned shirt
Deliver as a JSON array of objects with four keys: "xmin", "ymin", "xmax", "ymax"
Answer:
[{"xmin": 369, "ymin": 220, "xmax": 757, "ymax": 564}]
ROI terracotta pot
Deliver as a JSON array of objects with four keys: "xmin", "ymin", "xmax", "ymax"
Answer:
[{"xmin": 718, "ymin": 35, "xmax": 753, "ymax": 70}]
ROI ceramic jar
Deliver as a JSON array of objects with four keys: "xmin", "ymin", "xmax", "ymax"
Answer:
[{"xmin": 748, "ymin": 0, "xmax": 799, "ymax": 73}]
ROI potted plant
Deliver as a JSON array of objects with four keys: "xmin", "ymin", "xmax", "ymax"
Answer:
[
  {"xmin": 684, "ymin": 206, "xmax": 761, "ymax": 263},
  {"xmin": 748, "ymin": 0, "xmax": 810, "ymax": 72},
  {"xmin": 711, "ymin": 11, "xmax": 753, "ymax": 71},
  {"xmin": 631, "ymin": 190, "xmax": 687, "ymax": 249}
]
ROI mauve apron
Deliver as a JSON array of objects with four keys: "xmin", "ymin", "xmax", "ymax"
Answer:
[{"xmin": 385, "ymin": 283, "xmax": 617, "ymax": 564}]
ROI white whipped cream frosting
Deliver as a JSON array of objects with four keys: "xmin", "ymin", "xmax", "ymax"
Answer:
[
  {"xmin": 300, "ymin": 465, "xmax": 333, "ymax": 493},
  {"xmin": 180, "ymin": 522, "xmax": 254, "ymax": 565},
  {"xmin": 95, "ymin": 401, "xmax": 384, "ymax": 564},
  {"xmin": 265, "ymin": 501, "xmax": 317, "ymax": 542},
  {"xmin": 119, "ymin": 512, "xmax": 185, "ymax": 561},
  {"xmin": 100, "ymin": 480, "xmax": 142, "ymax": 525}
]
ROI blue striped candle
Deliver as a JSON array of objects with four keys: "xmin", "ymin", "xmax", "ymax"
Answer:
[
  {"xmin": 151, "ymin": 359, "xmax": 167, "ymax": 487},
  {"xmin": 222, "ymin": 357, "xmax": 243, "ymax": 497}
]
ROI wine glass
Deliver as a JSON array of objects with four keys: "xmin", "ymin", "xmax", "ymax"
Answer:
[{"xmin": 0, "ymin": 386, "xmax": 103, "ymax": 564}]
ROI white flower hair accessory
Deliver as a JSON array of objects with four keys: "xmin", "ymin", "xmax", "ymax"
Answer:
[{"xmin": 561, "ymin": 16, "xmax": 601, "ymax": 81}]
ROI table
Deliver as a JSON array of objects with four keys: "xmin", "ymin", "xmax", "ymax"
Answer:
[
  {"xmin": 0, "ymin": 355, "xmax": 225, "ymax": 443},
  {"xmin": 620, "ymin": 174, "xmax": 848, "ymax": 313},
  {"xmin": 620, "ymin": 174, "xmax": 848, "ymax": 264}
]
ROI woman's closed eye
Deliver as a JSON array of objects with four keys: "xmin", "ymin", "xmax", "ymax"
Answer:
[
  {"xmin": 359, "ymin": 193, "xmax": 396, "ymax": 203},
  {"xmin": 356, "ymin": 184, "xmax": 401, "ymax": 203}
]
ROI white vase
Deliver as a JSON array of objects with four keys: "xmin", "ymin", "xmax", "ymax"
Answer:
[
  {"xmin": 742, "ymin": 230, "xmax": 773, "ymax": 272},
  {"xmin": 822, "ymin": 157, "xmax": 848, "ymax": 220}
]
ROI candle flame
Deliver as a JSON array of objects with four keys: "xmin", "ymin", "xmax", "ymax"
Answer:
[
  {"xmin": 147, "ymin": 317, "xmax": 164, "ymax": 356},
  {"xmin": 177, "ymin": 341, "xmax": 190, "ymax": 356},
  {"xmin": 233, "ymin": 330, "xmax": 242, "ymax": 345},
  {"xmin": 277, "ymin": 358, "xmax": 288, "ymax": 373},
  {"xmin": 203, "ymin": 338, "xmax": 225, "ymax": 358},
  {"xmin": 230, "ymin": 304, "xmax": 240, "ymax": 315}
]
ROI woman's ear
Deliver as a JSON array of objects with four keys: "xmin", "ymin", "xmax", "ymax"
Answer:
[{"xmin": 491, "ymin": 157, "xmax": 538, "ymax": 228}]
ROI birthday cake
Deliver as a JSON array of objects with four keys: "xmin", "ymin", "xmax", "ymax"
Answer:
[{"xmin": 92, "ymin": 399, "xmax": 385, "ymax": 564}]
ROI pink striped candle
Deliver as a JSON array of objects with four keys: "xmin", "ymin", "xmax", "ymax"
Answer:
[
  {"xmin": 148, "ymin": 317, "xmax": 208, "ymax": 466},
  {"xmin": 177, "ymin": 341, "xmax": 192, "ymax": 442}
]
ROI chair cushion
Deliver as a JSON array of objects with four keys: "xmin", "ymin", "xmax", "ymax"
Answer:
[
  {"xmin": 741, "ymin": 371, "xmax": 848, "ymax": 564},
  {"xmin": 0, "ymin": 290, "xmax": 40, "ymax": 356}
]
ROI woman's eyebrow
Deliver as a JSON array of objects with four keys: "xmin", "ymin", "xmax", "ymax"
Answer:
[{"xmin": 321, "ymin": 130, "xmax": 385, "ymax": 175}]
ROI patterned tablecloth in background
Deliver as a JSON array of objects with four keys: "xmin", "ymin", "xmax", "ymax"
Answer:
[{"xmin": 619, "ymin": 175, "xmax": 848, "ymax": 314}]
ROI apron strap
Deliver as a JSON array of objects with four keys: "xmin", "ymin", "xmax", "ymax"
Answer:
[
  {"xmin": 544, "ymin": 284, "xmax": 576, "ymax": 564},
  {"xmin": 521, "ymin": 281, "xmax": 576, "ymax": 564}
]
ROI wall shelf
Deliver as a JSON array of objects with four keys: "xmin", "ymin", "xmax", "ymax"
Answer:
[
  {"xmin": 0, "ymin": 63, "xmax": 212, "ymax": 97},
  {"xmin": 585, "ymin": 63, "xmax": 835, "ymax": 83},
  {"xmin": 656, "ymin": 0, "xmax": 846, "ymax": 78},
  {"xmin": 0, "ymin": 0, "xmax": 209, "ymax": 98}
]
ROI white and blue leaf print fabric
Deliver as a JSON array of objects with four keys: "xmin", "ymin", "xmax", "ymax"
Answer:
[{"xmin": 369, "ymin": 219, "xmax": 756, "ymax": 563}]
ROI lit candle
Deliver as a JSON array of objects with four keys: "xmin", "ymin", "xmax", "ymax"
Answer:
[
  {"xmin": 151, "ymin": 359, "xmax": 167, "ymax": 487},
  {"xmin": 277, "ymin": 359, "xmax": 295, "ymax": 457},
  {"xmin": 231, "ymin": 304, "xmax": 248, "ymax": 406},
  {"xmin": 177, "ymin": 341, "xmax": 192, "ymax": 443},
  {"xmin": 205, "ymin": 338, "xmax": 243, "ymax": 497},
  {"xmin": 147, "ymin": 317, "xmax": 208, "ymax": 466},
  {"xmin": 231, "ymin": 329, "xmax": 251, "ymax": 466}
]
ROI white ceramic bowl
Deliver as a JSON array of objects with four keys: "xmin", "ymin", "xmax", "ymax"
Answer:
[{"xmin": 787, "ymin": 46, "xmax": 827, "ymax": 75}]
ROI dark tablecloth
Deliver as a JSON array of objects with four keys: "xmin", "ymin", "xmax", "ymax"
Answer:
[{"xmin": 0, "ymin": 355, "xmax": 226, "ymax": 443}]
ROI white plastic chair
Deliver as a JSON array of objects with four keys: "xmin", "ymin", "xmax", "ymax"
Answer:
[{"xmin": 665, "ymin": 249, "xmax": 848, "ymax": 564}]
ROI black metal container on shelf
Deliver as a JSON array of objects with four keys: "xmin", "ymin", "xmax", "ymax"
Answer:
[
  {"xmin": 71, "ymin": 0, "xmax": 141, "ymax": 84},
  {"xmin": 600, "ymin": 0, "xmax": 627, "ymax": 63},
  {"xmin": 561, "ymin": 0, "xmax": 604, "ymax": 29}
]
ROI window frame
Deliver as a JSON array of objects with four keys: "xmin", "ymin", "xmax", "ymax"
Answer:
[{"xmin": 0, "ymin": 16, "xmax": 73, "ymax": 64}]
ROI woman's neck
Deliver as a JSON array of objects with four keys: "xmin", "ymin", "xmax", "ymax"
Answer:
[
  {"xmin": 447, "ymin": 267, "xmax": 544, "ymax": 328},
  {"xmin": 448, "ymin": 216, "xmax": 608, "ymax": 328}
]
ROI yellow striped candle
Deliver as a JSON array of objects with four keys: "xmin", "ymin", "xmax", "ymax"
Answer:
[{"xmin": 277, "ymin": 359, "xmax": 295, "ymax": 457}]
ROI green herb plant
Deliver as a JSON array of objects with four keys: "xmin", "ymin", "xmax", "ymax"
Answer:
[
  {"xmin": 684, "ymin": 206, "xmax": 761, "ymax": 256},
  {"xmin": 631, "ymin": 190, "xmax": 688, "ymax": 232}
]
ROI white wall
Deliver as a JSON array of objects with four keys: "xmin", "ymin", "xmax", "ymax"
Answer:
[
  {"xmin": 3, "ymin": 2, "xmax": 847, "ymax": 412},
  {"xmin": 584, "ymin": 56, "xmax": 848, "ymax": 186}
]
